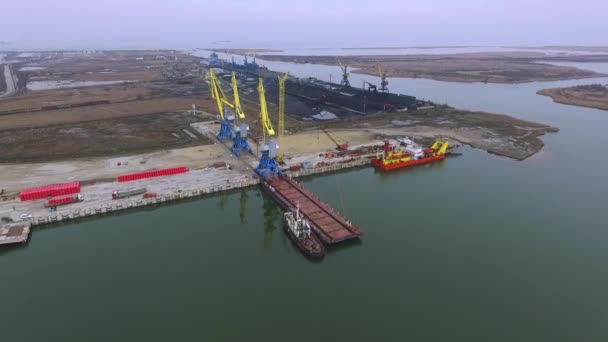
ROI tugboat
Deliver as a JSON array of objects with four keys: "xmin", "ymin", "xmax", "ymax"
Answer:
[{"xmin": 283, "ymin": 203, "xmax": 325, "ymax": 258}]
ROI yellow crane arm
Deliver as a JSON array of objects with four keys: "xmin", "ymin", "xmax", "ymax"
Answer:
[
  {"xmin": 231, "ymin": 72, "xmax": 245, "ymax": 120},
  {"xmin": 209, "ymin": 70, "xmax": 225, "ymax": 120},
  {"xmin": 209, "ymin": 69, "xmax": 234, "ymax": 120},
  {"xmin": 431, "ymin": 140, "xmax": 449, "ymax": 155},
  {"xmin": 258, "ymin": 78, "xmax": 275, "ymax": 137}
]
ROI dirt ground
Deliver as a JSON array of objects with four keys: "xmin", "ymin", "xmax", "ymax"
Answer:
[
  {"xmin": 257, "ymin": 52, "xmax": 605, "ymax": 83},
  {"xmin": 0, "ymin": 96, "xmax": 215, "ymax": 131},
  {"xmin": 537, "ymin": 84, "xmax": 608, "ymax": 111},
  {"xmin": 0, "ymin": 85, "xmax": 150, "ymax": 113},
  {"xmin": 0, "ymin": 112, "xmax": 212, "ymax": 163}
]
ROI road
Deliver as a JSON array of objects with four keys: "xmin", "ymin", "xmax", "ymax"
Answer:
[{"xmin": 0, "ymin": 63, "xmax": 17, "ymax": 98}]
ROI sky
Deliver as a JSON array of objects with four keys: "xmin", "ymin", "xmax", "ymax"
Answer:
[{"xmin": 2, "ymin": 0, "xmax": 607, "ymax": 50}]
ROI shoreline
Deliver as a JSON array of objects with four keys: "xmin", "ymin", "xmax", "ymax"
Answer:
[
  {"xmin": 247, "ymin": 53, "xmax": 606, "ymax": 84},
  {"xmin": 537, "ymin": 86, "xmax": 608, "ymax": 111}
]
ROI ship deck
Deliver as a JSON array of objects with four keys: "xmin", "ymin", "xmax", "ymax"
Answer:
[{"xmin": 264, "ymin": 175, "xmax": 362, "ymax": 244}]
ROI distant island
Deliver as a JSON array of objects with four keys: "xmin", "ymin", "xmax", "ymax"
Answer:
[
  {"xmin": 537, "ymin": 84, "xmax": 608, "ymax": 111},
  {"xmin": 219, "ymin": 49, "xmax": 607, "ymax": 84}
]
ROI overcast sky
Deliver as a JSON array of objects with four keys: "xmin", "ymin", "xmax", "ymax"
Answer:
[{"xmin": 2, "ymin": 0, "xmax": 607, "ymax": 50}]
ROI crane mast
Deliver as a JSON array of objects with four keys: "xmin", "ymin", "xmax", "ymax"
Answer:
[{"xmin": 277, "ymin": 73, "xmax": 288, "ymax": 162}]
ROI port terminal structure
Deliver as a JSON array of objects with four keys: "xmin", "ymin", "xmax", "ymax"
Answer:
[
  {"xmin": 229, "ymin": 72, "xmax": 253, "ymax": 156},
  {"xmin": 208, "ymin": 69, "xmax": 235, "ymax": 143},
  {"xmin": 249, "ymin": 75, "xmax": 362, "ymax": 245},
  {"xmin": 254, "ymin": 78, "xmax": 282, "ymax": 179}
]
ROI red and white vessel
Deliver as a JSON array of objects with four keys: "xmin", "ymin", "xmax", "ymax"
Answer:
[{"xmin": 371, "ymin": 138, "xmax": 449, "ymax": 171}]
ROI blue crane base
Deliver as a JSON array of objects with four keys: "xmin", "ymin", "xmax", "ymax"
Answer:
[
  {"xmin": 230, "ymin": 133, "xmax": 253, "ymax": 156},
  {"xmin": 216, "ymin": 120, "xmax": 234, "ymax": 143},
  {"xmin": 254, "ymin": 151, "xmax": 282, "ymax": 179}
]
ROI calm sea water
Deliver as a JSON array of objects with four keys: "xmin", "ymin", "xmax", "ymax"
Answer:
[{"xmin": 1, "ymin": 55, "xmax": 608, "ymax": 341}]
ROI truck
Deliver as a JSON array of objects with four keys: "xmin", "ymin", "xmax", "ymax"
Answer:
[
  {"xmin": 44, "ymin": 193, "xmax": 84, "ymax": 208},
  {"xmin": 112, "ymin": 188, "xmax": 147, "ymax": 200}
]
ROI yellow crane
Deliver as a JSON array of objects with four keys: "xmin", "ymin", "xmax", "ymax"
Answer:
[
  {"xmin": 277, "ymin": 73, "xmax": 289, "ymax": 162},
  {"xmin": 208, "ymin": 69, "xmax": 235, "ymax": 142},
  {"xmin": 257, "ymin": 78, "xmax": 275, "ymax": 140},
  {"xmin": 254, "ymin": 78, "xmax": 280, "ymax": 178},
  {"xmin": 336, "ymin": 57, "xmax": 350, "ymax": 87},
  {"xmin": 231, "ymin": 71, "xmax": 245, "ymax": 120},
  {"xmin": 229, "ymin": 71, "xmax": 253, "ymax": 156},
  {"xmin": 377, "ymin": 64, "xmax": 389, "ymax": 92}
]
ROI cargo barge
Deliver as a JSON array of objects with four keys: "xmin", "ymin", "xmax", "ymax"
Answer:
[{"xmin": 261, "ymin": 175, "xmax": 362, "ymax": 245}]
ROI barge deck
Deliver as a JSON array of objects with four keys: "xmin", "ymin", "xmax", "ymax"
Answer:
[{"xmin": 261, "ymin": 175, "xmax": 362, "ymax": 244}]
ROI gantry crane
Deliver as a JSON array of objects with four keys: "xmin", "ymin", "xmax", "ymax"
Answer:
[
  {"xmin": 254, "ymin": 78, "xmax": 281, "ymax": 179},
  {"xmin": 209, "ymin": 69, "xmax": 235, "ymax": 142},
  {"xmin": 277, "ymin": 73, "xmax": 289, "ymax": 163},
  {"xmin": 336, "ymin": 58, "xmax": 350, "ymax": 87},
  {"xmin": 230, "ymin": 71, "xmax": 253, "ymax": 156},
  {"xmin": 378, "ymin": 64, "xmax": 389, "ymax": 92}
]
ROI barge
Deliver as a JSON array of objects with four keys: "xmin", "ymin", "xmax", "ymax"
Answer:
[{"xmin": 261, "ymin": 175, "xmax": 362, "ymax": 245}]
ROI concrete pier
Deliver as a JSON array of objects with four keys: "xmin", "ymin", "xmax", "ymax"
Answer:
[{"xmin": 0, "ymin": 223, "xmax": 30, "ymax": 246}]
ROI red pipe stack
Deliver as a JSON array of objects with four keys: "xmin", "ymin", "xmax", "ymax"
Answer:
[
  {"xmin": 19, "ymin": 181, "xmax": 81, "ymax": 201},
  {"xmin": 117, "ymin": 166, "xmax": 188, "ymax": 182}
]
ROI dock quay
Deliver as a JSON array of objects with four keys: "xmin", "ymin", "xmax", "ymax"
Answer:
[
  {"xmin": 262, "ymin": 175, "xmax": 362, "ymax": 244},
  {"xmin": 0, "ymin": 222, "xmax": 31, "ymax": 246},
  {"xmin": 0, "ymin": 150, "xmax": 374, "ymax": 240}
]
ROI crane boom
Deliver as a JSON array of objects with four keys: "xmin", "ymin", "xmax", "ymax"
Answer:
[
  {"xmin": 209, "ymin": 69, "xmax": 234, "ymax": 120},
  {"xmin": 231, "ymin": 71, "xmax": 245, "ymax": 120},
  {"xmin": 258, "ymin": 78, "xmax": 275, "ymax": 140}
]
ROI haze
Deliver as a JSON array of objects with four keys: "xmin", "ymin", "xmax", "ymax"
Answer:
[{"xmin": 2, "ymin": 0, "xmax": 607, "ymax": 50}]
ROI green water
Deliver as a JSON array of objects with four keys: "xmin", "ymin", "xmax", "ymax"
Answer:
[{"xmin": 2, "ymin": 59, "xmax": 608, "ymax": 341}]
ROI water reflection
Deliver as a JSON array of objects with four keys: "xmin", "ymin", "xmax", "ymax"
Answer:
[
  {"xmin": 217, "ymin": 192, "xmax": 226, "ymax": 211},
  {"xmin": 261, "ymin": 191, "xmax": 281, "ymax": 249},
  {"xmin": 239, "ymin": 190, "xmax": 248, "ymax": 224}
]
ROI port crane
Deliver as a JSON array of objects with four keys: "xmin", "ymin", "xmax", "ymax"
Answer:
[
  {"xmin": 336, "ymin": 58, "xmax": 350, "ymax": 87},
  {"xmin": 254, "ymin": 78, "xmax": 281, "ymax": 178},
  {"xmin": 363, "ymin": 81, "xmax": 377, "ymax": 92},
  {"xmin": 322, "ymin": 128, "xmax": 348, "ymax": 150},
  {"xmin": 229, "ymin": 71, "xmax": 253, "ymax": 156},
  {"xmin": 277, "ymin": 73, "xmax": 289, "ymax": 163},
  {"xmin": 377, "ymin": 64, "xmax": 389, "ymax": 92},
  {"xmin": 209, "ymin": 69, "xmax": 236, "ymax": 142}
]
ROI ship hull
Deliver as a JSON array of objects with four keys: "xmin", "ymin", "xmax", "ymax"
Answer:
[
  {"xmin": 283, "ymin": 215, "xmax": 325, "ymax": 258},
  {"xmin": 371, "ymin": 154, "xmax": 445, "ymax": 171}
]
